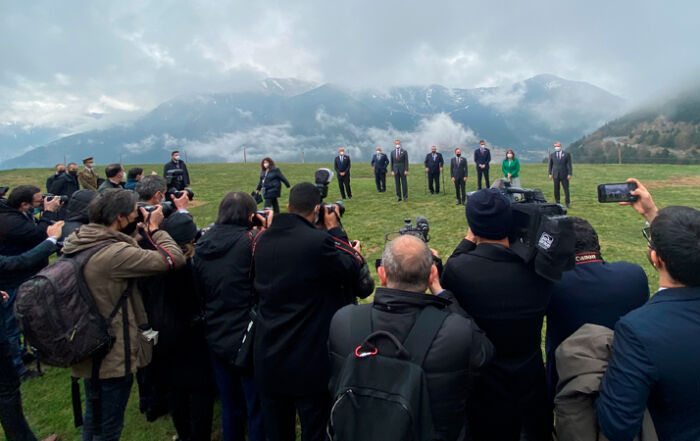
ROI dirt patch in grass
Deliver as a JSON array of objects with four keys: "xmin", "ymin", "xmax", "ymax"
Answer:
[
  {"xmin": 644, "ymin": 175, "xmax": 700, "ymax": 189},
  {"xmin": 187, "ymin": 200, "xmax": 208, "ymax": 208}
]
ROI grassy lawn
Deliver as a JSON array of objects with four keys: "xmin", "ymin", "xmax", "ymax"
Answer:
[{"xmin": 1, "ymin": 161, "xmax": 699, "ymax": 440}]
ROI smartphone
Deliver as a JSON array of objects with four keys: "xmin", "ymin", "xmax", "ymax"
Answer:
[{"xmin": 597, "ymin": 182, "xmax": 638, "ymax": 203}]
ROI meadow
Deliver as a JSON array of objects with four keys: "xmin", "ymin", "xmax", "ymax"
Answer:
[{"xmin": 1, "ymin": 161, "xmax": 699, "ymax": 440}]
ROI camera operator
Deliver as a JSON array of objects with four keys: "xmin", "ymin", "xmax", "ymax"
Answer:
[
  {"xmin": 595, "ymin": 179, "xmax": 700, "ymax": 441},
  {"xmin": 194, "ymin": 192, "xmax": 273, "ymax": 441},
  {"xmin": 0, "ymin": 185, "xmax": 61, "ymax": 379},
  {"xmin": 253, "ymin": 182, "xmax": 373, "ymax": 441},
  {"xmin": 134, "ymin": 175, "xmax": 190, "ymax": 215},
  {"xmin": 440, "ymin": 188, "xmax": 552, "ymax": 441}
]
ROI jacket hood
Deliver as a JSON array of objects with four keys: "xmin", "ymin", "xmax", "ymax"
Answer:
[
  {"xmin": 373, "ymin": 287, "xmax": 452, "ymax": 311},
  {"xmin": 65, "ymin": 189, "xmax": 97, "ymax": 223},
  {"xmin": 61, "ymin": 223, "xmax": 137, "ymax": 255},
  {"xmin": 0, "ymin": 199, "xmax": 17, "ymax": 214},
  {"xmin": 195, "ymin": 223, "xmax": 251, "ymax": 259}
]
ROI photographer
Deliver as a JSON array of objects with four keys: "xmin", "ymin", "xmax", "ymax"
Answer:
[
  {"xmin": 253, "ymin": 182, "xmax": 373, "ymax": 441},
  {"xmin": 441, "ymin": 188, "xmax": 552, "ymax": 441},
  {"xmin": 0, "ymin": 185, "xmax": 61, "ymax": 379},
  {"xmin": 194, "ymin": 192, "xmax": 272, "ymax": 441}
]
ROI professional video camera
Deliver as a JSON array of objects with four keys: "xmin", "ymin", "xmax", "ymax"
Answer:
[
  {"xmin": 164, "ymin": 169, "xmax": 194, "ymax": 200},
  {"xmin": 314, "ymin": 168, "xmax": 345, "ymax": 223},
  {"xmin": 383, "ymin": 216, "xmax": 430, "ymax": 244},
  {"xmin": 467, "ymin": 178, "xmax": 575, "ymax": 282},
  {"xmin": 42, "ymin": 193, "xmax": 69, "ymax": 204},
  {"xmin": 0, "ymin": 186, "xmax": 9, "ymax": 199}
]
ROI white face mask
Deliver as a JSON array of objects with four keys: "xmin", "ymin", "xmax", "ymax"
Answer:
[
  {"xmin": 339, "ymin": 151, "xmax": 344, "ymax": 156},
  {"xmin": 263, "ymin": 162, "xmax": 270, "ymax": 168},
  {"xmin": 376, "ymin": 150, "xmax": 381, "ymax": 154},
  {"xmin": 174, "ymin": 155, "xmax": 181, "ymax": 161},
  {"xmin": 507, "ymin": 154, "xmax": 513, "ymax": 159},
  {"xmin": 480, "ymin": 145, "xmax": 485, "ymax": 150},
  {"xmin": 554, "ymin": 147, "xmax": 562, "ymax": 152}
]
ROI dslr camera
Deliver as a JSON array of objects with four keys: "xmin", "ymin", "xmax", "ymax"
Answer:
[
  {"xmin": 42, "ymin": 193, "xmax": 69, "ymax": 204},
  {"xmin": 136, "ymin": 201, "xmax": 176, "ymax": 222},
  {"xmin": 164, "ymin": 169, "xmax": 195, "ymax": 201}
]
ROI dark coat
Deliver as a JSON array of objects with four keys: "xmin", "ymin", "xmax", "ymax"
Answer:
[
  {"xmin": 256, "ymin": 167, "xmax": 290, "ymax": 200},
  {"xmin": 545, "ymin": 258, "xmax": 649, "ymax": 401},
  {"xmin": 334, "ymin": 155, "xmax": 351, "ymax": 175},
  {"xmin": 371, "ymin": 152, "xmax": 389, "ymax": 173},
  {"xmin": 49, "ymin": 172, "xmax": 79, "ymax": 198},
  {"xmin": 253, "ymin": 213, "xmax": 372, "ymax": 396},
  {"xmin": 441, "ymin": 239, "xmax": 552, "ymax": 440},
  {"xmin": 474, "ymin": 148, "xmax": 491, "ymax": 169},
  {"xmin": 0, "ymin": 199, "xmax": 58, "ymax": 288},
  {"xmin": 424, "ymin": 152, "xmax": 444, "ymax": 172},
  {"xmin": 194, "ymin": 223, "xmax": 258, "ymax": 365},
  {"xmin": 390, "ymin": 148, "xmax": 409, "ymax": 173},
  {"xmin": 329, "ymin": 288, "xmax": 494, "ymax": 441},
  {"xmin": 0, "ymin": 239, "xmax": 57, "ymax": 273},
  {"xmin": 163, "ymin": 159, "xmax": 190, "ymax": 188},
  {"xmin": 97, "ymin": 179, "xmax": 124, "ymax": 193},
  {"xmin": 450, "ymin": 156, "xmax": 468, "ymax": 180},
  {"xmin": 596, "ymin": 286, "xmax": 700, "ymax": 441},
  {"xmin": 61, "ymin": 189, "xmax": 97, "ymax": 238},
  {"xmin": 548, "ymin": 151, "xmax": 573, "ymax": 178},
  {"xmin": 46, "ymin": 172, "xmax": 63, "ymax": 193}
]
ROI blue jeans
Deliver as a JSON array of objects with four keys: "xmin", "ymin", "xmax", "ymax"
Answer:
[
  {"xmin": 1, "ymin": 287, "xmax": 27, "ymax": 376},
  {"xmin": 210, "ymin": 353, "xmax": 265, "ymax": 441},
  {"xmin": 0, "ymin": 328, "xmax": 37, "ymax": 441},
  {"xmin": 82, "ymin": 375, "xmax": 134, "ymax": 441}
]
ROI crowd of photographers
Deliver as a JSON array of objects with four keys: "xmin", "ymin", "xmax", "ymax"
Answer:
[{"xmin": 0, "ymin": 157, "xmax": 698, "ymax": 441}]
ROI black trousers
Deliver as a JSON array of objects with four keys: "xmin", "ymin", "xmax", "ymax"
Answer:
[
  {"xmin": 553, "ymin": 176, "xmax": 571, "ymax": 205},
  {"xmin": 337, "ymin": 174, "xmax": 352, "ymax": 199},
  {"xmin": 477, "ymin": 167, "xmax": 490, "ymax": 189},
  {"xmin": 454, "ymin": 179, "xmax": 466, "ymax": 203},
  {"xmin": 374, "ymin": 172, "xmax": 386, "ymax": 192},
  {"xmin": 394, "ymin": 172, "xmax": 408, "ymax": 199},
  {"xmin": 0, "ymin": 339, "xmax": 37, "ymax": 441},
  {"xmin": 265, "ymin": 198, "xmax": 280, "ymax": 214},
  {"xmin": 260, "ymin": 393, "xmax": 330, "ymax": 441},
  {"xmin": 428, "ymin": 171, "xmax": 440, "ymax": 193}
]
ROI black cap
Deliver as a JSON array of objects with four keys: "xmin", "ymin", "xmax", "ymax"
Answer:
[{"xmin": 162, "ymin": 213, "xmax": 197, "ymax": 245}]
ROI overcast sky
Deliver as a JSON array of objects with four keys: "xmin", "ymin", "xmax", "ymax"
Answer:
[{"xmin": 2, "ymin": 0, "xmax": 699, "ymax": 133}]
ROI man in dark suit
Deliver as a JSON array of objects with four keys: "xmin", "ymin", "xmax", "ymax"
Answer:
[
  {"xmin": 253, "ymin": 183, "xmax": 374, "ymax": 441},
  {"xmin": 333, "ymin": 147, "xmax": 352, "ymax": 199},
  {"xmin": 46, "ymin": 164, "xmax": 65, "ymax": 193},
  {"xmin": 370, "ymin": 147, "xmax": 388, "ymax": 192},
  {"xmin": 49, "ymin": 162, "xmax": 80, "ymax": 219},
  {"xmin": 545, "ymin": 217, "xmax": 649, "ymax": 403},
  {"xmin": 596, "ymin": 181, "xmax": 700, "ymax": 441},
  {"xmin": 424, "ymin": 145, "xmax": 444, "ymax": 194},
  {"xmin": 473, "ymin": 140, "xmax": 491, "ymax": 189},
  {"xmin": 390, "ymin": 139, "xmax": 409, "ymax": 201},
  {"xmin": 163, "ymin": 150, "xmax": 190, "ymax": 191},
  {"xmin": 450, "ymin": 148, "xmax": 468, "ymax": 205},
  {"xmin": 548, "ymin": 141, "xmax": 573, "ymax": 208},
  {"xmin": 441, "ymin": 188, "xmax": 552, "ymax": 440}
]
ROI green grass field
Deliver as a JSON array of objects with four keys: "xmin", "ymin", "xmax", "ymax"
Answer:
[{"xmin": 1, "ymin": 162, "xmax": 699, "ymax": 440}]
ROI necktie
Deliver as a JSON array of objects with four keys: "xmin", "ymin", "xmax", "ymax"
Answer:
[
  {"xmin": 396, "ymin": 149, "xmax": 400, "ymax": 159},
  {"xmin": 340, "ymin": 156, "xmax": 343, "ymax": 164},
  {"xmin": 433, "ymin": 154, "xmax": 436, "ymax": 161},
  {"xmin": 558, "ymin": 152, "xmax": 561, "ymax": 160}
]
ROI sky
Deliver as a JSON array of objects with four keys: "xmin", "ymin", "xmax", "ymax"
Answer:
[{"xmin": 1, "ymin": 0, "xmax": 699, "ymax": 134}]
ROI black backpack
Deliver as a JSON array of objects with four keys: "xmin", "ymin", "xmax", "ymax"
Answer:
[{"xmin": 328, "ymin": 305, "xmax": 449, "ymax": 441}]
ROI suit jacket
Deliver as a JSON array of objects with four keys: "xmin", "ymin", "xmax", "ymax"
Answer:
[
  {"xmin": 450, "ymin": 156, "xmax": 468, "ymax": 180},
  {"xmin": 424, "ymin": 152, "xmax": 444, "ymax": 173},
  {"xmin": 390, "ymin": 148, "xmax": 409, "ymax": 173},
  {"xmin": 78, "ymin": 168, "xmax": 98, "ymax": 190},
  {"xmin": 548, "ymin": 151, "xmax": 573, "ymax": 178},
  {"xmin": 163, "ymin": 159, "xmax": 191, "ymax": 187},
  {"xmin": 441, "ymin": 239, "xmax": 551, "ymax": 432},
  {"xmin": 334, "ymin": 155, "xmax": 351, "ymax": 175},
  {"xmin": 49, "ymin": 172, "xmax": 79, "ymax": 198},
  {"xmin": 253, "ymin": 213, "xmax": 372, "ymax": 396},
  {"xmin": 474, "ymin": 148, "xmax": 491, "ymax": 169},
  {"xmin": 370, "ymin": 152, "xmax": 389, "ymax": 173},
  {"xmin": 596, "ymin": 286, "xmax": 700, "ymax": 441}
]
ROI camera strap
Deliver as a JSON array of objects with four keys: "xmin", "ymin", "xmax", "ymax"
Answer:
[
  {"xmin": 574, "ymin": 252, "xmax": 603, "ymax": 264},
  {"xmin": 330, "ymin": 235, "xmax": 365, "ymax": 265}
]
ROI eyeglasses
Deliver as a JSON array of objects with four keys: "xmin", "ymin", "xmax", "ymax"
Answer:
[{"xmin": 642, "ymin": 226, "xmax": 653, "ymax": 247}]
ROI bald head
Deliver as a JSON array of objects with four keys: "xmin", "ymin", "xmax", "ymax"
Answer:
[{"xmin": 381, "ymin": 235, "xmax": 433, "ymax": 292}]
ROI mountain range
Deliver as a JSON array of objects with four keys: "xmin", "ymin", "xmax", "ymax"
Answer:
[{"xmin": 1, "ymin": 74, "xmax": 625, "ymax": 169}]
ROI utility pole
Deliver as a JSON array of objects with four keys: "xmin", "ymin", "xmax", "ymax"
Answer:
[
  {"xmin": 302, "ymin": 151, "xmax": 305, "ymax": 163},
  {"xmin": 184, "ymin": 150, "xmax": 189, "ymax": 164},
  {"xmin": 243, "ymin": 147, "xmax": 247, "ymax": 164},
  {"xmin": 618, "ymin": 146, "xmax": 622, "ymax": 164}
]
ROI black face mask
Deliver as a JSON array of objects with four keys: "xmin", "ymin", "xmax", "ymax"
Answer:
[
  {"xmin": 121, "ymin": 220, "xmax": 138, "ymax": 236},
  {"xmin": 456, "ymin": 153, "xmax": 461, "ymax": 157},
  {"xmin": 69, "ymin": 170, "xmax": 78, "ymax": 177}
]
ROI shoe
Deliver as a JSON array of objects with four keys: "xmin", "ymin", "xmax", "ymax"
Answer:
[
  {"xmin": 430, "ymin": 192, "xmax": 434, "ymax": 195},
  {"xmin": 20, "ymin": 369, "xmax": 42, "ymax": 382},
  {"xmin": 41, "ymin": 435, "xmax": 59, "ymax": 441},
  {"xmin": 456, "ymin": 201, "xmax": 461, "ymax": 205},
  {"xmin": 566, "ymin": 203, "xmax": 571, "ymax": 208},
  {"xmin": 397, "ymin": 198, "xmax": 402, "ymax": 202},
  {"xmin": 22, "ymin": 351, "xmax": 36, "ymax": 364},
  {"xmin": 403, "ymin": 198, "xmax": 408, "ymax": 202}
]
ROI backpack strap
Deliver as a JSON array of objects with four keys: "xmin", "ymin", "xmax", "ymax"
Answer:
[
  {"xmin": 350, "ymin": 304, "xmax": 373, "ymax": 346},
  {"xmin": 402, "ymin": 306, "xmax": 449, "ymax": 367}
]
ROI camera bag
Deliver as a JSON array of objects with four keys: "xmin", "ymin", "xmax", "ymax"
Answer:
[{"xmin": 328, "ymin": 305, "xmax": 448, "ymax": 441}]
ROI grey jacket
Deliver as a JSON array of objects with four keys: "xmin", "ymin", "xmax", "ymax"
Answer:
[{"xmin": 555, "ymin": 323, "xmax": 657, "ymax": 441}]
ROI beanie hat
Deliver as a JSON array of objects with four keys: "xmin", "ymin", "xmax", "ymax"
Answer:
[
  {"xmin": 466, "ymin": 188, "xmax": 512, "ymax": 240},
  {"xmin": 162, "ymin": 214, "xmax": 198, "ymax": 245}
]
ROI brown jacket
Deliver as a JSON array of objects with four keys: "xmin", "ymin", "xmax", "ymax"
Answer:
[
  {"xmin": 61, "ymin": 223, "xmax": 185, "ymax": 379},
  {"xmin": 78, "ymin": 167, "xmax": 98, "ymax": 190},
  {"xmin": 555, "ymin": 323, "xmax": 657, "ymax": 441}
]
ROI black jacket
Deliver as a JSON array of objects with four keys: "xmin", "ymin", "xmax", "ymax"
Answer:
[
  {"xmin": 329, "ymin": 288, "xmax": 494, "ymax": 441},
  {"xmin": 253, "ymin": 213, "xmax": 373, "ymax": 396},
  {"xmin": 424, "ymin": 152, "xmax": 444, "ymax": 172},
  {"xmin": 0, "ymin": 199, "xmax": 58, "ymax": 288},
  {"xmin": 474, "ymin": 148, "xmax": 491, "ymax": 169},
  {"xmin": 0, "ymin": 239, "xmax": 57, "ymax": 273},
  {"xmin": 256, "ymin": 167, "xmax": 290, "ymax": 200},
  {"xmin": 194, "ymin": 223, "xmax": 258, "ymax": 365},
  {"xmin": 371, "ymin": 152, "xmax": 389, "ymax": 173},
  {"xmin": 49, "ymin": 172, "xmax": 79, "ymax": 198},
  {"xmin": 334, "ymin": 155, "xmax": 351, "ymax": 175},
  {"xmin": 46, "ymin": 172, "xmax": 63, "ymax": 192},
  {"xmin": 450, "ymin": 156, "xmax": 468, "ymax": 180},
  {"xmin": 163, "ymin": 159, "xmax": 190, "ymax": 188},
  {"xmin": 61, "ymin": 189, "xmax": 97, "ymax": 238},
  {"xmin": 441, "ymin": 239, "xmax": 552, "ymax": 439}
]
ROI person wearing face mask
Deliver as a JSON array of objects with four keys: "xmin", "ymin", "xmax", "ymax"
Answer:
[
  {"xmin": 501, "ymin": 149, "xmax": 521, "ymax": 188},
  {"xmin": 79, "ymin": 157, "xmax": 100, "ymax": 191},
  {"xmin": 450, "ymin": 148, "xmax": 468, "ymax": 205},
  {"xmin": 333, "ymin": 147, "xmax": 352, "ymax": 199},
  {"xmin": 255, "ymin": 157, "xmax": 290, "ymax": 214},
  {"xmin": 424, "ymin": 145, "xmax": 444, "ymax": 195},
  {"xmin": 0, "ymin": 185, "xmax": 61, "ymax": 379},
  {"xmin": 46, "ymin": 163, "xmax": 66, "ymax": 193},
  {"xmin": 548, "ymin": 141, "xmax": 573, "ymax": 208},
  {"xmin": 60, "ymin": 189, "xmax": 186, "ymax": 441},
  {"xmin": 164, "ymin": 151, "xmax": 191, "ymax": 190},
  {"xmin": 50, "ymin": 162, "xmax": 81, "ymax": 219},
  {"xmin": 473, "ymin": 140, "xmax": 491, "ymax": 189},
  {"xmin": 370, "ymin": 146, "xmax": 388, "ymax": 192},
  {"xmin": 391, "ymin": 139, "xmax": 409, "ymax": 202}
]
